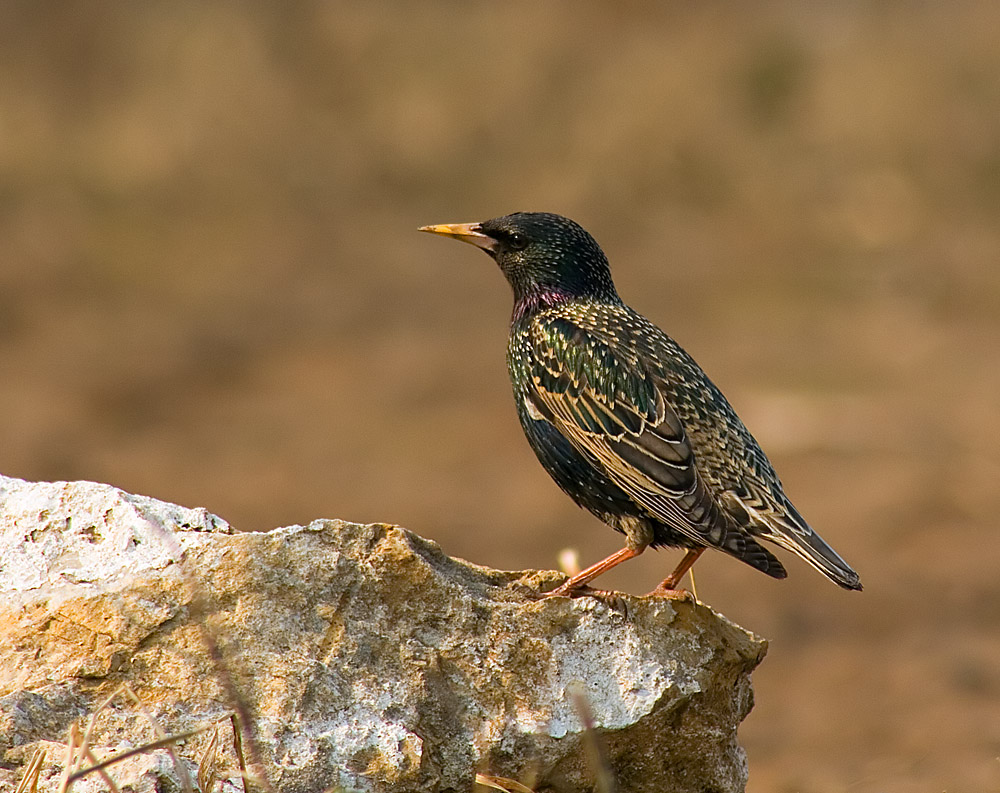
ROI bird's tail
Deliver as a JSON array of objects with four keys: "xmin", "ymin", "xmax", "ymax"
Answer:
[{"xmin": 768, "ymin": 502, "xmax": 862, "ymax": 591}]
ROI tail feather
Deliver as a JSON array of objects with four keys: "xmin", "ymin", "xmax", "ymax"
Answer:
[
  {"xmin": 728, "ymin": 492, "xmax": 862, "ymax": 590},
  {"xmin": 766, "ymin": 503, "xmax": 862, "ymax": 591},
  {"xmin": 783, "ymin": 524, "xmax": 862, "ymax": 590}
]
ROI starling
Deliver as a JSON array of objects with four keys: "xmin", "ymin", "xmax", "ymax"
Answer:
[{"xmin": 419, "ymin": 212, "xmax": 862, "ymax": 597}]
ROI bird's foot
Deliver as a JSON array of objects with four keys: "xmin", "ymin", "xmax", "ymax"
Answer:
[
  {"xmin": 543, "ymin": 581, "xmax": 612, "ymax": 599},
  {"xmin": 542, "ymin": 583, "xmax": 629, "ymax": 613},
  {"xmin": 645, "ymin": 584, "xmax": 695, "ymax": 601}
]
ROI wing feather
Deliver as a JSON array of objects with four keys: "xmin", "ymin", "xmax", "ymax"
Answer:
[{"xmin": 524, "ymin": 317, "xmax": 725, "ymax": 545}]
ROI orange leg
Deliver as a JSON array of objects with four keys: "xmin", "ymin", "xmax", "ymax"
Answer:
[
  {"xmin": 544, "ymin": 545, "xmax": 644, "ymax": 598},
  {"xmin": 649, "ymin": 547, "xmax": 705, "ymax": 598}
]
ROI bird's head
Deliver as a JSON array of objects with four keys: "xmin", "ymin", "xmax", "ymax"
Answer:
[{"xmin": 420, "ymin": 212, "xmax": 620, "ymax": 314}]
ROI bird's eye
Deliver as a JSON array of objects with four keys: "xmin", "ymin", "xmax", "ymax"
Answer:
[{"xmin": 507, "ymin": 232, "xmax": 528, "ymax": 250}]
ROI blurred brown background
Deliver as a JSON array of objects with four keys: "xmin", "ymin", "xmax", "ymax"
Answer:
[{"xmin": 2, "ymin": 2, "xmax": 998, "ymax": 791}]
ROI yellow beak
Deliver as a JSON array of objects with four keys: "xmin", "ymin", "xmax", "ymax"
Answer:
[{"xmin": 418, "ymin": 222, "xmax": 498, "ymax": 253}]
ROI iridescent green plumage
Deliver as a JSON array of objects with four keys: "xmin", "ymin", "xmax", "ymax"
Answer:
[{"xmin": 421, "ymin": 212, "xmax": 862, "ymax": 593}]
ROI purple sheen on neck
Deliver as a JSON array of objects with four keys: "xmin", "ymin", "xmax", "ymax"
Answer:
[{"xmin": 511, "ymin": 286, "xmax": 576, "ymax": 325}]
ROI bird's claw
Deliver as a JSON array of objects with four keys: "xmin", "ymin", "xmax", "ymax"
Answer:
[
  {"xmin": 646, "ymin": 585, "xmax": 694, "ymax": 601},
  {"xmin": 543, "ymin": 582, "xmax": 607, "ymax": 599},
  {"xmin": 541, "ymin": 583, "xmax": 629, "ymax": 614}
]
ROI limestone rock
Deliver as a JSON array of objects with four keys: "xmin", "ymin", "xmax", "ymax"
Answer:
[{"xmin": 0, "ymin": 475, "xmax": 767, "ymax": 792}]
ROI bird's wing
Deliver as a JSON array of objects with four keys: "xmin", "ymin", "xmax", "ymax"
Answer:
[{"xmin": 523, "ymin": 316, "xmax": 727, "ymax": 547}]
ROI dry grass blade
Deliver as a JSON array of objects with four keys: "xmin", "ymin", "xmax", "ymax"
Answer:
[
  {"xmin": 55, "ymin": 722, "xmax": 81, "ymax": 793},
  {"xmin": 197, "ymin": 725, "xmax": 221, "ymax": 793},
  {"xmin": 82, "ymin": 747, "xmax": 122, "ymax": 793},
  {"xmin": 77, "ymin": 683, "xmax": 128, "ymax": 793},
  {"xmin": 65, "ymin": 726, "xmax": 211, "ymax": 785},
  {"xmin": 231, "ymin": 713, "xmax": 254, "ymax": 792},
  {"xmin": 568, "ymin": 683, "xmax": 618, "ymax": 793},
  {"xmin": 55, "ymin": 682, "xmax": 130, "ymax": 793},
  {"xmin": 121, "ymin": 683, "xmax": 195, "ymax": 793},
  {"xmin": 474, "ymin": 773, "xmax": 538, "ymax": 793},
  {"xmin": 79, "ymin": 684, "xmax": 127, "ymax": 762},
  {"xmin": 13, "ymin": 747, "xmax": 45, "ymax": 793},
  {"xmin": 46, "ymin": 684, "xmax": 239, "ymax": 793}
]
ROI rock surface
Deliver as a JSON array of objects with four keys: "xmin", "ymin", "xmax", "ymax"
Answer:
[{"xmin": 0, "ymin": 475, "xmax": 767, "ymax": 793}]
